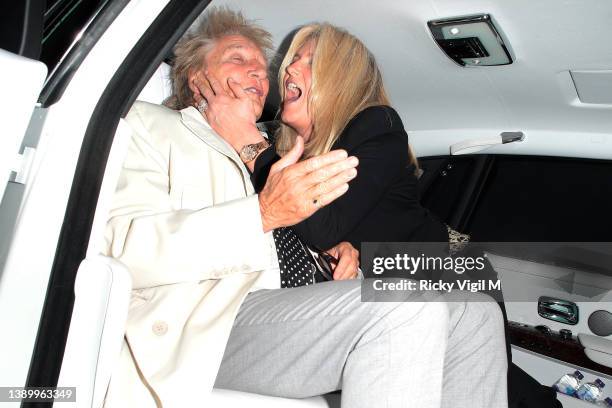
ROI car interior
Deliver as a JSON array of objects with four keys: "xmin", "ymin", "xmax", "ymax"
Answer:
[
  {"xmin": 69, "ymin": 1, "xmax": 612, "ymax": 406},
  {"xmin": 3, "ymin": 0, "xmax": 611, "ymax": 407}
]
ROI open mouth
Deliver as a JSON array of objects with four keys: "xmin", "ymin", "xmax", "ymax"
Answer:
[{"xmin": 285, "ymin": 81, "xmax": 302, "ymax": 103}]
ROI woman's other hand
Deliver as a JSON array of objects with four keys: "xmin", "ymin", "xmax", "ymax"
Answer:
[
  {"xmin": 327, "ymin": 241, "xmax": 359, "ymax": 280},
  {"xmin": 192, "ymin": 72, "xmax": 265, "ymax": 152}
]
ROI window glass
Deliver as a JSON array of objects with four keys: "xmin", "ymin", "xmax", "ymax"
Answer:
[
  {"xmin": 419, "ymin": 155, "xmax": 612, "ymax": 242},
  {"xmin": 41, "ymin": 0, "xmax": 108, "ymax": 71},
  {"xmin": 467, "ymin": 156, "xmax": 612, "ymax": 242}
]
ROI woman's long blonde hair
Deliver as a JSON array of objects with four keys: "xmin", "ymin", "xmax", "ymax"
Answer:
[{"xmin": 276, "ymin": 23, "xmax": 417, "ymax": 166}]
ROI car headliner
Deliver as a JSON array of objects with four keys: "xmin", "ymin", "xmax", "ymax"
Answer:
[{"xmin": 211, "ymin": 0, "xmax": 612, "ymax": 159}]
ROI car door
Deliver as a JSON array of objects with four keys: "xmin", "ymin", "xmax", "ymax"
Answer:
[
  {"xmin": 419, "ymin": 153, "xmax": 612, "ymax": 407},
  {"xmin": 0, "ymin": 51, "xmax": 46, "ymax": 204},
  {"xmin": 0, "ymin": 1, "xmax": 210, "ymax": 405}
]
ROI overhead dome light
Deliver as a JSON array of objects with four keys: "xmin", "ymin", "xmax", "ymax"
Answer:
[{"xmin": 428, "ymin": 14, "xmax": 513, "ymax": 67}]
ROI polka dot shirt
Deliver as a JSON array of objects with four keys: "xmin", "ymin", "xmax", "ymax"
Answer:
[{"xmin": 273, "ymin": 227, "xmax": 315, "ymax": 288}]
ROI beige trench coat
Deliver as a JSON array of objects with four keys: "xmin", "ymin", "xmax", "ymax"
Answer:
[{"xmin": 103, "ymin": 101, "xmax": 279, "ymax": 406}]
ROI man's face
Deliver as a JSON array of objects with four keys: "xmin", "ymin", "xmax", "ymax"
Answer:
[{"xmin": 197, "ymin": 35, "xmax": 269, "ymax": 119}]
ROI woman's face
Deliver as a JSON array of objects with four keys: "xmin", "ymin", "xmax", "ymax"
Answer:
[{"xmin": 281, "ymin": 40, "xmax": 315, "ymax": 140}]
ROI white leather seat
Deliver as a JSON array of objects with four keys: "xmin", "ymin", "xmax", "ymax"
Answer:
[
  {"xmin": 58, "ymin": 253, "xmax": 341, "ymax": 407},
  {"xmin": 58, "ymin": 255, "xmax": 132, "ymax": 408},
  {"xmin": 137, "ymin": 61, "xmax": 172, "ymax": 105}
]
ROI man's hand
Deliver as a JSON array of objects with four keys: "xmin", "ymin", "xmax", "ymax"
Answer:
[
  {"xmin": 326, "ymin": 242, "xmax": 360, "ymax": 280},
  {"xmin": 259, "ymin": 137, "xmax": 358, "ymax": 232},
  {"xmin": 193, "ymin": 73, "xmax": 265, "ymax": 152}
]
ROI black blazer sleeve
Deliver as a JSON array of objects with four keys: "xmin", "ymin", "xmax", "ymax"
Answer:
[
  {"xmin": 292, "ymin": 106, "xmax": 410, "ymax": 249},
  {"xmin": 250, "ymin": 146, "xmax": 278, "ymax": 193}
]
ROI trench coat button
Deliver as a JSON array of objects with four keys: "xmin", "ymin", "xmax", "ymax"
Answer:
[{"xmin": 152, "ymin": 320, "xmax": 168, "ymax": 336}]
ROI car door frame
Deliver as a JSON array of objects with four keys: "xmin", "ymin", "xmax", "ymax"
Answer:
[{"xmin": 16, "ymin": 0, "xmax": 211, "ymax": 397}]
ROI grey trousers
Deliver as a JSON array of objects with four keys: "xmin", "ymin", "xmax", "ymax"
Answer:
[{"xmin": 214, "ymin": 280, "xmax": 508, "ymax": 408}]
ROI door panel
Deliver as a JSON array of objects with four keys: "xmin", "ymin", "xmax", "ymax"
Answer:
[
  {"xmin": 420, "ymin": 153, "xmax": 612, "ymax": 401},
  {"xmin": 0, "ymin": 49, "xmax": 46, "ymax": 202}
]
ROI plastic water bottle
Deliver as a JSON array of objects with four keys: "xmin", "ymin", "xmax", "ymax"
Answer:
[
  {"xmin": 576, "ymin": 378, "xmax": 605, "ymax": 402},
  {"xmin": 597, "ymin": 397, "xmax": 612, "ymax": 407},
  {"xmin": 553, "ymin": 370, "xmax": 584, "ymax": 396}
]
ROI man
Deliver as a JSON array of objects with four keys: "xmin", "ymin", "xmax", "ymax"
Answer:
[
  {"xmin": 103, "ymin": 8, "xmax": 359, "ymax": 406},
  {"xmin": 104, "ymin": 8, "xmax": 508, "ymax": 408}
]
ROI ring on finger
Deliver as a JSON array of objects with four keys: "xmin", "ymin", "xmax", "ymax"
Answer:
[{"xmin": 196, "ymin": 99, "xmax": 208, "ymax": 113}]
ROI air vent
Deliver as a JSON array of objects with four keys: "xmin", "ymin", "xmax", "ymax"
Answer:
[{"xmin": 428, "ymin": 14, "xmax": 512, "ymax": 67}]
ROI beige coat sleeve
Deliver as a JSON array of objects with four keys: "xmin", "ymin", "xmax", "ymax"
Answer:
[{"xmin": 104, "ymin": 104, "xmax": 275, "ymax": 289}]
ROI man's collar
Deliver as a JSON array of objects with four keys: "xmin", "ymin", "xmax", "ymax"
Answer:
[
  {"xmin": 179, "ymin": 105, "xmax": 255, "ymax": 194},
  {"xmin": 180, "ymin": 106, "xmax": 239, "ymax": 160}
]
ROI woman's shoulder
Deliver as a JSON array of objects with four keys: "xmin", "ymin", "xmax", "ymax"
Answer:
[
  {"xmin": 336, "ymin": 105, "xmax": 406, "ymax": 150},
  {"xmin": 345, "ymin": 105, "xmax": 404, "ymax": 134}
]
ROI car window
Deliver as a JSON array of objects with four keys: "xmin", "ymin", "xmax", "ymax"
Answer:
[
  {"xmin": 419, "ymin": 154, "xmax": 612, "ymax": 242},
  {"xmin": 467, "ymin": 155, "xmax": 611, "ymax": 241},
  {"xmin": 41, "ymin": 0, "xmax": 109, "ymax": 71}
]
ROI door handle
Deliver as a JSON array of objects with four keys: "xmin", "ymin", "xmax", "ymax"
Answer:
[{"xmin": 538, "ymin": 296, "xmax": 579, "ymax": 325}]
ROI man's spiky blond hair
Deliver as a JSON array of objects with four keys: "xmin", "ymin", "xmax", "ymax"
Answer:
[{"xmin": 166, "ymin": 7, "xmax": 273, "ymax": 110}]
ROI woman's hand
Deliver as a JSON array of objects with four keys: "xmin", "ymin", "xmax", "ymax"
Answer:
[
  {"xmin": 326, "ymin": 241, "xmax": 360, "ymax": 280},
  {"xmin": 192, "ymin": 72, "xmax": 265, "ymax": 152}
]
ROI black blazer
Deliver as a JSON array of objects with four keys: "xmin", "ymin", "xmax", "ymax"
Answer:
[{"xmin": 253, "ymin": 105, "xmax": 447, "ymax": 249}]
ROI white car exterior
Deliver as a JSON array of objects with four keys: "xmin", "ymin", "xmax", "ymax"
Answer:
[{"xmin": 1, "ymin": 0, "xmax": 170, "ymax": 400}]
